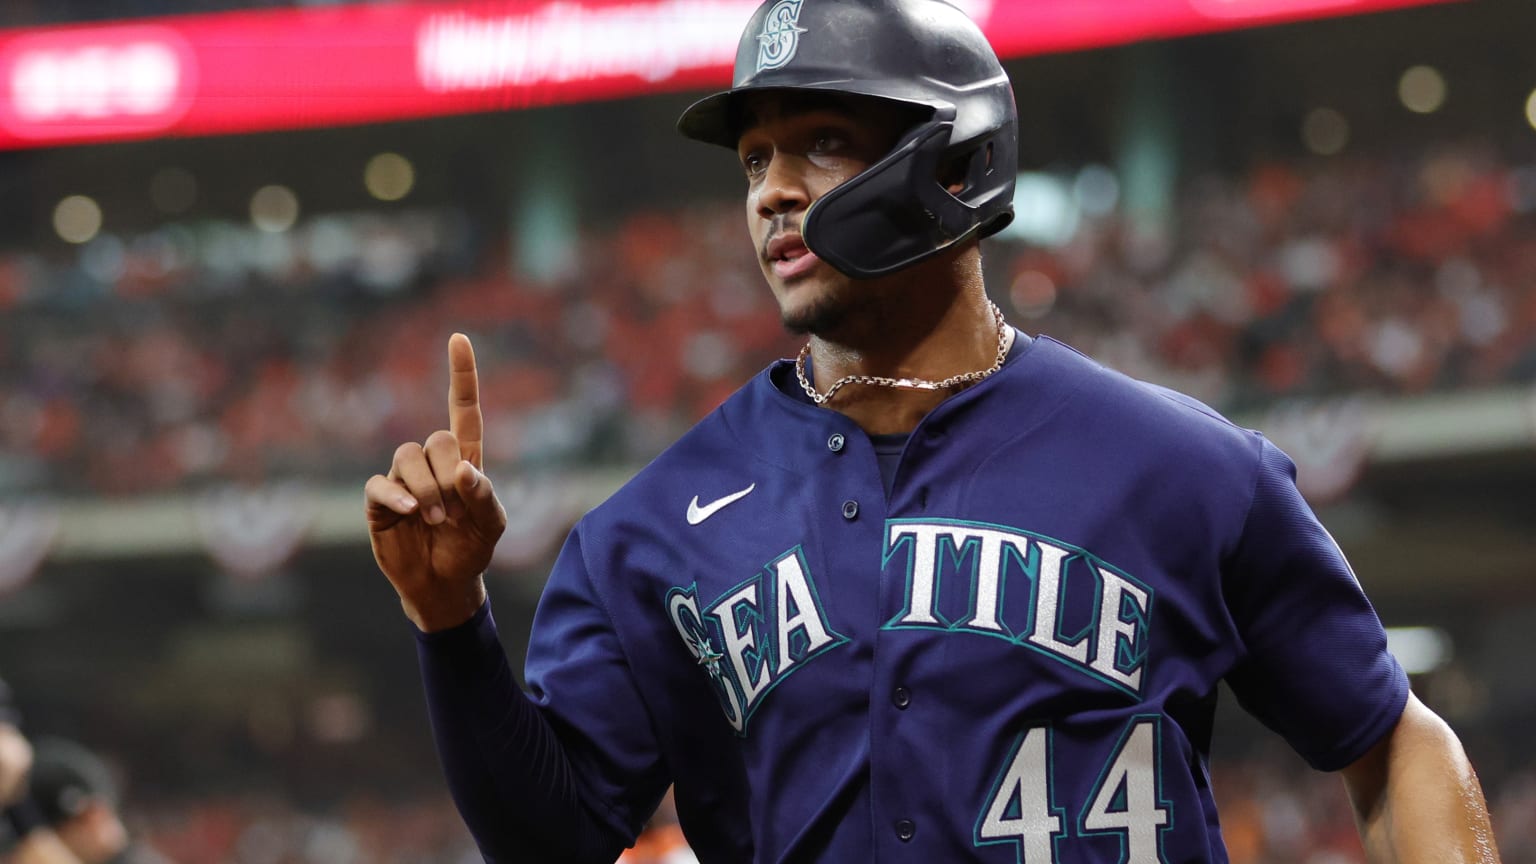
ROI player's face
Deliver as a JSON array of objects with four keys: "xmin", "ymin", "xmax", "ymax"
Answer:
[{"xmin": 736, "ymin": 94, "xmax": 915, "ymax": 335}]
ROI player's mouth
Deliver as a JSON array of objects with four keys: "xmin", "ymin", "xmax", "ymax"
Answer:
[{"xmin": 766, "ymin": 234, "xmax": 821, "ymax": 280}]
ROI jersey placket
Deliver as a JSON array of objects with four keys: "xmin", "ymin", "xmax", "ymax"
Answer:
[{"xmin": 867, "ymin": 412, "xmax": 950, "ymax": 860}]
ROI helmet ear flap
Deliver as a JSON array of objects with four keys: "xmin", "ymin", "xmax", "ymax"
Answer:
[
  {"xmin": 937, "ymin": 139, "xmax": 995, "ymax": 198},
  {"xmin": 953, "ymin": 121, "xmax": 1018, "ymax": 240}
]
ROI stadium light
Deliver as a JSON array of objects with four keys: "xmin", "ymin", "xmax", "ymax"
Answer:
[
  {"xmin": 250, "ymin": 184, "xmax": 299, "ymax": 233},
  {"xmin": 364, "ymin": 152, "xmax": 415, "ymax": 202},
  {"xmin": 1302, "ymin": 107, "xmax": 1349, "ymax": 156},
  {"xmin": 1398, "ymin": 65, "xmax": 1447, "ymax": 114},
  {"xmin": 1385, "ymin": 626, "xmax": 1453, "ymax": 675},
  {"xmin": 1009, "ymin": 270, "xmax": 1058, "ymax": 319},
  {"xmin": 53, "ymin": 194, "xmax": 102, "ymax": 243},
  {"xmin": 1000, "ymin": 172, "xmax": 1079, "ymax": 247},
  {"xmin": 1072, "ymin": 165, "xmax": 1119, "ymax": 217}
]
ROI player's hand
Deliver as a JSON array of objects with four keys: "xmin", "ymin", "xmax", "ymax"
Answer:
[{"xmin": 365, "ymin": 333, "xmax": 507, "ymax": 632}]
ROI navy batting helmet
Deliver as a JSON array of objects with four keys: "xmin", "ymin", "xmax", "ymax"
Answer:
[{"xmin": 677, "ymin": 0, "xmax": 1017, "ymax": 279}]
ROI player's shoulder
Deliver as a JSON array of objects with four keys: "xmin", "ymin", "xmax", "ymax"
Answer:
[
  {"xmin": 1029, "ymin": 336, "xmax": 1266, "ymax": 466},
  {"xmin": 579, "ymin": 365, "xmax": 793, "ymax": 532}
]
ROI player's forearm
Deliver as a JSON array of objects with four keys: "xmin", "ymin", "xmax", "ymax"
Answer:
[
  {"xmin": 417, "ymin": 601, "xmax": 624, "ymax": 864},
  {"xmin": 1343, "ymin": 695, "xmax": 1500, "ymax": 864}
]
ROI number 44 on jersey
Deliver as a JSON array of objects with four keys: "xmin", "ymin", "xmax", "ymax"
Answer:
[{"xmin": 977, "ymin": 716, "xmax": 1173, "ymax": 863}]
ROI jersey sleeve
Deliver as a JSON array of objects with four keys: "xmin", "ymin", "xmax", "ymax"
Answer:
[
  {"xmin": 1221, "ymin": 437, "xmax": 1410, "ymax": 772},
  {"xmin": 523, "ymin": 521, "xmax": 673, "ymax": 840},
  {"xmin": 415, "ymin": 522, "xmax": 668, "ymax": 863},
  {"xmin": 416, "ymin": 598, "xmax": 625, "ymax": 864}
]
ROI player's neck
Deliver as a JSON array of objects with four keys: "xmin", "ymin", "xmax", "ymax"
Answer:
[{"xmin": 806, "ymin": 249, "xmax": 1007, "ymax": 435}]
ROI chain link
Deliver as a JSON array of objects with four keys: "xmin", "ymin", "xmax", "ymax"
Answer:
[{"xmin": 795, "ymin": 301, "xmax": 1009, "ymax": 405}]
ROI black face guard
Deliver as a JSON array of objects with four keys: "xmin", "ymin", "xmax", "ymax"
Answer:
[{"xmin": 803, "ymin": 106, "xmax": 1002, "ymax": 279}]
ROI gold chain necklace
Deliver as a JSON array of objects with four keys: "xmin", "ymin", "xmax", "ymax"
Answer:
[{"xmin": 795, "ymin": 301, "xmax": 1009, "ymax": 406}]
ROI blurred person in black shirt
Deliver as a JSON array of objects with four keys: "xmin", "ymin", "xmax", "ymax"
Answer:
[
  {"xmin": 0, "ymin": 680, "xmax": 82, "ymax": 864},
  {"xmin": 24, "ymin": 739, "xmax": 169, "ymax": 864},
  {"xmin": 25, "ymin": 740, "xmax": 124, "ymax": 864}
]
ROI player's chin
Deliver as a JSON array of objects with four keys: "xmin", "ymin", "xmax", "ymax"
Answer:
[{"xmin": 777, "ymin": 285, "xmax": 852, "ymax": 336}]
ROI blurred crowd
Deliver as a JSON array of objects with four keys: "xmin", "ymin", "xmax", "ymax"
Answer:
[
  {"xmin": 1012, "ymin": 138, "xmax": 1536, "ymax": 414},
  {"xmin": 8, "ymin": 739, "xmax": 1535, "ymax": 863},
  {"xmin": 124, "ymin": 788, "xmax": 697, "ymax": 864},
  {"xmin": 6, "ymin": 136, "xmax": 1536, "ymax": 858},
  {"xmin": 4, "ymin": 139, "xmax": 1536, "ymax": 497},
  {"xmin": 1209, "ymin": 747, "xmax": 1536, "ymax": 863},
  {"xmin": 0, "ymin": 201, "xmax": 787, "ymax": 495},
  {"xmin": 4, "ymin": 667, "xmax": 1532, "ymax": 863}
]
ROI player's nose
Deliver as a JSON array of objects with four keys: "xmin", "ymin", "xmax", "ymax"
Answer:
[{"xmin": 755, "ymin": 153, "xmax": 811, "ymax": 219}]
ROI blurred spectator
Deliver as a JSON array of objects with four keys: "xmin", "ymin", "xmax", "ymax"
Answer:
[
  {"xmin": 0, "ymin": 689, "xmax": 30, "ymax": 809},
  {"xmin": 0, "ymin": 683, "xmax": 83, "ymax": 864},
  {"xmin": 27, "ymin": 738, "xmax": 160, "ymax": 864}
]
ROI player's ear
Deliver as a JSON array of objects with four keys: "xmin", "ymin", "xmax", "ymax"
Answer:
[
  {"xmin": 940, "ymin": 161, "xmax": 964, "ymax": 195},
  {"xmin": 939, "ymin": 143, "xmax": 992, "ymax": 196}
]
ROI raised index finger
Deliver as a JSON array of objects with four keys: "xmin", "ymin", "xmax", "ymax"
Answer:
[{"xmin": 448, "ymin": 332, "xmax": 483, "ymax": 469}]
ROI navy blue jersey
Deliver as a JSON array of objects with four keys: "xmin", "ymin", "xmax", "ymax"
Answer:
[{"xmin": 434, "ymin": 334, "xmax": 1408, "ymax": 863}]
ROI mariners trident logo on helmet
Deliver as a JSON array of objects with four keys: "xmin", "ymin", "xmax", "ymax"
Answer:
[{"xmin": 756, "ymin": 0, "xmax": 807, "ymax": 72}]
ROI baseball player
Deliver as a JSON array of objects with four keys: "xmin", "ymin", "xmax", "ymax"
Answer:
[{"xmin": 365, "ymin": 0, "xmax": 1502, "ymax": 861}]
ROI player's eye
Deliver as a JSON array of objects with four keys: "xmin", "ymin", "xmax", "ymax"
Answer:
[
  {"xmin": 809, "ymin": 129, "xmax": 848, "ymax": 153},
  {"xmin": 741, "ymin": 151, "xmax": 768, "ymax": 178}
]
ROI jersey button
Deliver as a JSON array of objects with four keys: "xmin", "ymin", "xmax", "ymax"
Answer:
[
  {"xmin": 894, "ymin": 818, "xmax": 915, "ymax": 842},
  {"xmin": 827, "ymin": 433, "xmax": 846, "ymax": 452},
  {"xmin": 841, "ymin": 499, "xmax": 859, "ymax": 520},
  {"xmin": 892, "ymin": 687, "xmax": 911, "ymax": 709}
]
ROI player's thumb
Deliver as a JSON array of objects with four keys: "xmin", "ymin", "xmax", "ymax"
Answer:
[{"xmin": 454, "ymin": 460, "xmax": 507, "ymax": 539}]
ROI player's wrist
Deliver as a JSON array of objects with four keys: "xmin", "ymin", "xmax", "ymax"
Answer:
[{"xmin": 403, "ymin": 578, "xmax": 488, "ymax": 633}]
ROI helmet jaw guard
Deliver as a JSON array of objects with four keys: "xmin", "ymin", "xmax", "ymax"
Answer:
[
  {"xmin": 677, "ymin": 0, "xmax": 1017, "ymax": 280},
  {"xmin": 803, "ymin": 106, "xmax": 1016, "ymax": 279}
]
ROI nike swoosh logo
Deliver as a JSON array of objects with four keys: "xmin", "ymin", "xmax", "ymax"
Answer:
[{"xmin": 686, "ymin": 483, "xmax": 757, "ymax": 525}]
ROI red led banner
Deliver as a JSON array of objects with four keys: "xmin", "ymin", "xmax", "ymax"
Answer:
[{"xmin": 0, "ymin": 0, "xmax": 1459, "ymax": 150}]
